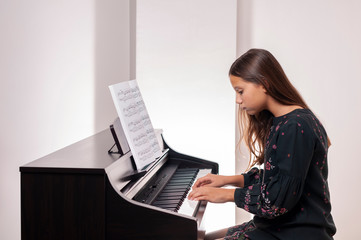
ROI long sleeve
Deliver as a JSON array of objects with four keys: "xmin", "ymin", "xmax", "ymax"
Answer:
[
  {"xmin": 242, "ymin": 167, "xmax": 263, "ymax": 187},
  {"xmin": 234, "ymin": 118, "xmax": 315, "ymax": 219}
]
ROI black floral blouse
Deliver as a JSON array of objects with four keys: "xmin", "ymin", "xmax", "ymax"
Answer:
[{"xmin": 226, "ymin": 109, "xmax": 336, "ymax": 240}]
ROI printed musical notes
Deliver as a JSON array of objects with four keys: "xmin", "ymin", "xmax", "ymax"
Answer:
[{"xmin": 109, "ymin": 80, "xmax": 162, "ymax": 170}]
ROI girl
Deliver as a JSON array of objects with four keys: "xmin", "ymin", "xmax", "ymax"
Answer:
[{"xmin": 188, "ymin": 49, "xmax": 336, "ymax": 239}]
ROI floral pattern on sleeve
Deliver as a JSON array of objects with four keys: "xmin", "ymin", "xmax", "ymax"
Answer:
[{"xmin": 242, "ymin": 167, "xmax": 263, "ymax": 187}]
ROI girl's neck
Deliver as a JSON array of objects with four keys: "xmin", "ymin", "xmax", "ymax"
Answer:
[{"xmin": 266, "ymin": 98, "xmax": 303, "ymax": 117}]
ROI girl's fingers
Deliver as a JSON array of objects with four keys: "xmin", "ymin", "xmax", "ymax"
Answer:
[
  {"xmin": 193, "ymin": 177, "xmax": 212, "ymax": 189},
  {"xmin": 188, "ymin": 188, "xmax": 211, "ymax": 201},
  {"xmin": 188, "ymin": 188, "xmax": 202, "ymax": 200}
]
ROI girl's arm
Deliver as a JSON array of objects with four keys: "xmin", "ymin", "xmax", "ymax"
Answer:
[
  {"xmin": 192, "ymin": 174, "xmax": 244, "ymax": 189},
  {"xmin": 188, "ymin": 187, "xmax": 236, "ymax": 203},
  {"xmin": 222, "ymin": 174, "xmax": 244, "ymax": 188}
]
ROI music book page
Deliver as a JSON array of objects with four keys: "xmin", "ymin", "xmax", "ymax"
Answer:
[{"xmin": 109, "ymin": 80, "xmax": 162, "ymax": 170}]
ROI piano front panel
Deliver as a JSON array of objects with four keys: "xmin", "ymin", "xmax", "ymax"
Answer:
[{"xmin": 21, "ymin": 172, "xmax": 106, "ymax": 240}]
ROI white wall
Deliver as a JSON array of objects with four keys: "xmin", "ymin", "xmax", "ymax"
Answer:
[
  {"xmin": 2, "ymin": 0, "xmax": 356, "ymax": 238},
  {"xmin": 236, "ymin": 0, "xmax": 361, "ymax": 239},
  {"xmin": 136, "ymin": 0, "xmax": 237, "ymax": 232},
  {"xmin": 0, "ymin": 1, "xmax": 132, "ymax": 239}
]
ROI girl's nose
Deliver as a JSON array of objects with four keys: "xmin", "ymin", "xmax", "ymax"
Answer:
[{"xmin": 236, "ymin": 94, "xmax": 243, "ymax": 104}]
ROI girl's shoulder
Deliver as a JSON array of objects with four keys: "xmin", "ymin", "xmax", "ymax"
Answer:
[
  {"xmin": 274, "ymin": 109, "xmax": 328, "ymax": 146},
  {"xmin": 274, "ymin": 109, "xmax": 319, "ymax": 127}
]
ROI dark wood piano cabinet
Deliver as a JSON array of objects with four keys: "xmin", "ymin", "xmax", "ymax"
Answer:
[{"xmin": 20, "ymin": 130, "xmax": 218, "ymax": 240}]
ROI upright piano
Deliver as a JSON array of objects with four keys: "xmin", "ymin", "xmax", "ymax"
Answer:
[{"xmin": 20, "ymin": 129, "xmax": 218, "ymax": 240}]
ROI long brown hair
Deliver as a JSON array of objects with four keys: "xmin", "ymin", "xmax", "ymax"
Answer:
[{"xmin": 229, "ymin": 49, "xmax": 311, "ymax": 169}]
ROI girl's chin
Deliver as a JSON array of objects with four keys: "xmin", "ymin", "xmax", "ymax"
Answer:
[
  {"xmin": 244, "ymin": 109, "xmax": 255, "ymax": 115},
  {"xmin": 245, "ymin": 109, "xmax": 262, "ymax": 116}
]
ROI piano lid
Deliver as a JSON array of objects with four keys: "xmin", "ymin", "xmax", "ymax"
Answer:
[{"xmin": 20, "ymin": 130, "xmax": 120, "ymax": 174}]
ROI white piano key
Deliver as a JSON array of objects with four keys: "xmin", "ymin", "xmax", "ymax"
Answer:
[{"xmin": 178, "ymin": 168, "xmax": 212, "ymax": 217}]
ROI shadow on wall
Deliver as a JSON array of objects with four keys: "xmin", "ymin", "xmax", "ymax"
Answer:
[
  {"xmin": 237, "ymin": 0, "xmax": 253, "ymax": 55},
  {"xmin": 94, "ymin": 0, "xmax": 136, "ymax": 133}
]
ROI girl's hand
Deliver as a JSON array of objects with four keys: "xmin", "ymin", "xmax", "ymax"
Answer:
[
  {"xmin": 188, "ymin": 187, "xmax": 235, "ymax": 203},
  {"xmin": 192, "ymin": 173, "xmax": 226, "ymax": 189}
]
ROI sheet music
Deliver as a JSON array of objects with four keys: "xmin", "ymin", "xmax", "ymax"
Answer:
[{"xmin": 109, "ymin": 80, "xmax": 162, "ymax": 170}]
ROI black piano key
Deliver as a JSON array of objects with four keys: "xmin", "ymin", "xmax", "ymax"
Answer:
[
  {"xmin": 168, "ymin": 179, "xmax": 193, "ymax": 184},
  {"xmin": 171, "ymin": 176, "xmax": 193, "ymax": 181},
  {"xmin": 172, "ymin": 173, "xmax": 197, "ymax": 178},
  {"xmin": 172, "ymin": 173, "xmax": 196, "ymax": 178},
  {"xmin": 153, "ymin": 199, "xmax": 181, "ymax": 205},
  {"xmin": 156, "ymin": 195, "xmax": 185, "ymax": 201},
  {"xmin": 164, "ymin": 182, "xmax": 191, "ymax": 187},
  {"xmin": 160, "ymin": 188, "xmax": 187, "ymax": 193},
  {"xmin": 163, "ymin": 185, "xmax": 190, "ymax": 191},
  {"xmin": 175, "ymin": 168, "xmax": 198, "ymax": 172},
  {"xmin": 157, "ymin": 192, "xmax": 185, "ymax": 198},
  {"xmin": 165, "ymin": 182, "xmax": 192, "ymax": 187},
  {"xmin": 167, "ymin": 179, "xmax": 192, "ymax": 183},
  {"xmin": 171, "ymin": 177, "xmax": 194, "ymax": 181}
]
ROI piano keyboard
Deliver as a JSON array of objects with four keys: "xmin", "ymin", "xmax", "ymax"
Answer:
[
  {"xmin": 177, "ymin": 169, "xmax": 211, "ymax": 216},
  {"xmin": 151, "ymin": 168, "xmax": 212, "ymax": 217}
]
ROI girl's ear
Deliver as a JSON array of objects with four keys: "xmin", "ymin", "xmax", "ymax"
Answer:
[
  {"xmin": 261, "ymin": 77, "xmax": 269, "ymax": 93},
  {"xmin": 260, "ymin": 75, "xmax": 269, "ymax": 93},
  {"xmin": 262, "ymin": 86, "xmax": 267, "ymax": 93}
]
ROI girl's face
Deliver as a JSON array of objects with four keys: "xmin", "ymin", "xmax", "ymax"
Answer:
[{"xmin": 230, "ymin": 75, "xmax": 268, "ymax": 115}]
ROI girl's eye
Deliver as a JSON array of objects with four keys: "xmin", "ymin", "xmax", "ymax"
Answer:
[{"xmin": 238, "ymin": 90, "xmax": 243, "ymax": 95}]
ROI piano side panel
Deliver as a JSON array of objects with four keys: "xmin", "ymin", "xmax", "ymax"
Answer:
[
  {"xmin": 21, "ymin": 172, "xmax": 106, "ymax": 240},
  {"xmin": 105, "ymin": 177, "xmax": 198, "ymax": 240}
]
